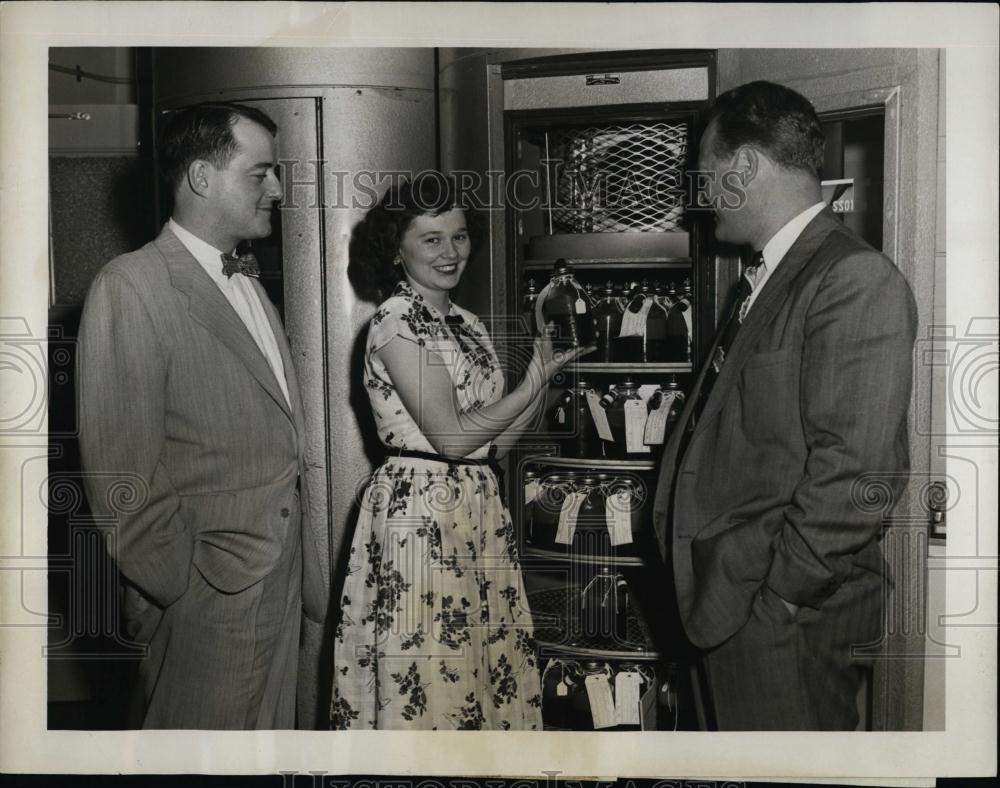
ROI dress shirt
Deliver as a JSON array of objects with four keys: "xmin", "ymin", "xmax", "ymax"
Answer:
[
  {"xmin": 169, "ymin": 218, "xmax": 290, "ymax": 406},
  {"xmin": 743, "ymin": 201, "xmax": 826, "ymax": 316}
]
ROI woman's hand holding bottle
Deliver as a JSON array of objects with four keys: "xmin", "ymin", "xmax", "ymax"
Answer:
[{"xmin": 530, "ymin": 323, "xmax": 595, "ymax": 383}]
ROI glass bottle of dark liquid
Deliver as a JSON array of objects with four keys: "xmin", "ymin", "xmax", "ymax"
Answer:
[
  {"xmin": 551, "ymin": 379, "xmax": 599, "ymax": 457},
  {"xmin": 643, "ymin": 375, "xmax": 687, "ymax": 450},
  {"xmin": 665, "ymin": 278, "xmax": 692, "ymax": 362},
  {"xmin": 662, "ymin": 375, "xmax": 686, "ymax": 438},
  {"xmin": 541, "ymin": 659, "xmax": 578, "ymax": 730},
  {"xmin": 568, "ymin": 661, "xmax": 610, "ymax": 729},
  {"xmin": 522, "ymin": 278, "xmax": 539, "ymax": 337},
  {"xmin": 600, "ymin": 377, "xmax": 642, "ymax": 459},
  {"xmin": 591, "ymin": 281, "xmax": 623, "ymax": 363},
  {"xmin": 540, "ymin": 259, "xmax": 597, "ymax": 350},
  {"xmin": 645, "ymin": 282, "xmax": 671, "ymax": 362},
  {"xmin": 618, "ymin": 281, "xmax": 665, "ymax": 363}
]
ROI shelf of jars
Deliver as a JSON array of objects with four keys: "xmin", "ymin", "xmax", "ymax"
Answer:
[
  {"xmin": 574, "ymin": 362, "xmax": 692, "ymax": 373},
  {"xmin": 528, "ymin": 583, "xmax": 660, "ymax": 660},
  {"xmin": 539, "ymin": 651, "xmax": 688, "ymax": 731},
  {"xmin": 523, "ymin": 455, "xmax": 656, "ymax": 470},
  {"xmin": 524, "ymin": 546, "xmax": 644, "ymax": 567},
  {"xmin": 522, "ymin": 260, "xmax": 695, "ymax": 368},
  {"xmin": 523, "ymin": 258, "xmax": 691, "ymax": 270}
]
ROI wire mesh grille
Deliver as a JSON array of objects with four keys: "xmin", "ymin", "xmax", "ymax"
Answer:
[{"xmin": 545, "ymin": 122, "xmax": 688, "ymax": 234}]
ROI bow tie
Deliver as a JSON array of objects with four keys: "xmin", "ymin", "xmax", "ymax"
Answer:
[
  {"xmin": 444, "ymin": 314, "xmax": 465, "ymax": 327},
  {"xmin": 221, "ymin": 251, "xmax": 260, "ymax": 279}
]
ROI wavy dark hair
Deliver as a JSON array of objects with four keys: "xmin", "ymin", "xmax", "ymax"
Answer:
[
  {"xmin": 704, "ymin": 81, "xmax": 825, "ymax": 178},
  {"xmin": 349, "ymin": 171, "xmax": 487, "ymax": 303},
  {"xmin": 159, "ymin": 102, "xmax": 278, "ymax": 192}
]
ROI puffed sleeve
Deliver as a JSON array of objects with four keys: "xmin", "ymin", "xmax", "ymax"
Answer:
[{"xmin": 368, "ymin": 296, "xmax": 453, "ymax": 359}]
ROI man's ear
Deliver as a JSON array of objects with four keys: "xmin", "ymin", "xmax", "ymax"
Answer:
[
  {"xmin": 186, "ymin": 160, "xmax": 211, "ymax": 198},
  {"xmin": 733, "ymin": 146, "xmax": 760, "ymax": 186}
]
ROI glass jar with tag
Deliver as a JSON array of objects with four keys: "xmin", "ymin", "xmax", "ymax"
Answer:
[
  {"xmin": 665, "ymin": 278, "xmax": 693, "ymax": 362},
  {"xmin": 661, "ymin": 376, "xmax": 686, "ymax": 438},
  {"xmin": 541, "ymin": 658, "xmax": 581, "ymax": 730},
  {"xmin": 645, "ymin": 282, "xmax": 672, "ymax": 362},
  {"xmin": 602, "ymin": 474, "xmax": 647, "ymax": 556},
  {"xmin": 549, "ymin": 380, "xmax": 600, "ymax": 457},
  {"xmin": 570, "ymin": 476, "xmax": 611, "ymax": 560},
  {"xmin": 612, "ymin": 662, "xmax": 655, "ymax": 730},
  {"xmin": 616, "ymin": 281, "xmax": 669, "ymax": 363},
  {"xmin": 643, "ymin": 376, "xmax": 686, "ymax": 449},
  {"xmin": 599, "ymin": 378, "xmax": 645, "ymax": 459},
  {"xmin": 590, "ymin": 281, "xmax": 623, "ymax": 362},
  {"xmin": 568, "ymin": 661, "xmax": 615, "ymax": 730},
  {"xmin": 531, "ymin": 472, "xmax": 577, "ymax": 550},
  {"xmin": 537, "ymin": 258, "xmax": 597, "ymax": 351}
]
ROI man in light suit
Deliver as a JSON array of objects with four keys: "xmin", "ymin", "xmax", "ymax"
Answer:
[
  {"xmin": 78, "ymin": 102, "xmax": 327, "ymax": 729},
  {"xmin": 652, "ymin": 82, "xmax": 917, "ymax": 730}
]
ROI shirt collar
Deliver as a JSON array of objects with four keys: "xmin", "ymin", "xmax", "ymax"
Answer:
[
  {"xmin": 394, "ymin": 280, "xmax": 461, "ymax": 324},
  {"xmin": 168, "ymin": 218, "xmax": 235, "ymax": 287},
  {"xmin": 759, "ymin": 202, "xmax": 826, "ymax": 273}
]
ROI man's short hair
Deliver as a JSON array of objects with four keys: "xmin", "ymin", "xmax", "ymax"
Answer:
[
  {"xmin": 704, "ymin": 81, "xmax": 825, "ymax": 179},
  {"xmin": 158, "ymin": 102, "xmax": 278, "ymax": 192}
]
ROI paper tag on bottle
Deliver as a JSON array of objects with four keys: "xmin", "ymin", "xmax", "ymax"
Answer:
[
  {"xmin": 639, "ymin": 678, "xmax": 659, "ymax": 731},
  {"xmin": 585, "ymin": 673, "xmax": 617, "ymax": 730},
  {"xmin": 681, "ymin": 299, "xmax": 694, "ymax": 338},
  {"xmin": 605, "ymin": 490, "xmax": 633, "ymax": 546},
  {"xmin": 637, "ymin": 384, "xmax": 659, "ymax": 404},
  {"xmin": 618, "ymin": 298, "xmax": 654, "ymax": 338},
  {"xmin": 614, "ymin": 671, "xmax": 642, "ymax": 726},
  {"xmin": 556, "ymin": 406, "xmax": 566, "ymax": 424},
  {"xmin": 554, "ymin": 491, "xmax": 586, "ymax": 545},
  {"xmin": 586, "ymin": 391, "xmax": 614, "ymax": 441},
  {"xmin": 624, "ymin": 400, "xmax": 652, "ymax": 454},
  {"xmin": 575, "ymin": 298, "xmax": 587, "ymax": 314},
  {"xmin": 556, "ymin": 680, "xmax": 568, "ymax": 697},
  {"xmin": 524, "ymin": 479, "xmax": 540, "ymax": 505},
  {"xmin": 643, "ymin": 391, "xmax": 676, "ymax": 445}
]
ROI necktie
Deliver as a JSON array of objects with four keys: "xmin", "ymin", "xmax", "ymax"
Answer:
[
  {"xmin": 221, "ymin": 251, "xmax": 260, "ymax": 279},
  {"xmin": 738, "ymin": 252, "xmax": 766, "ymax": 322},
  {"xmin": 684, "ymin": 251, "xmax": 765, "ymax": 435}
]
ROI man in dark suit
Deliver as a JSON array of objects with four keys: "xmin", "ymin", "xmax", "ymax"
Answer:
[
  {"xmin": 78, "ymin": 103, "xmax": 327, "ymax": 729},
  {"xmin": 652, "ymin": 81, "xmax": 917, "ymax": 730}
]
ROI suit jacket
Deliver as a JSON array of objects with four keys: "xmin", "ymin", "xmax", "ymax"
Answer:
[
  {"xmin": 77, "ymin": 224, "xmax": 327, "ymax": 727},
  {"xmin": 652, "ymin": 208, "xmax": 917, "ymax": 650}
]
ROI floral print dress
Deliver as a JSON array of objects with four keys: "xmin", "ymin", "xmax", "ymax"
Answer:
[{"xmin": 330, "ymin": 282, "xmax": 542, "ymax": 730}]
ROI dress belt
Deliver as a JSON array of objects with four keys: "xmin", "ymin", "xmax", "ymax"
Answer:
[{"xmin": 393, "ymin": 448, "xmax": 506, "ymax": 498}]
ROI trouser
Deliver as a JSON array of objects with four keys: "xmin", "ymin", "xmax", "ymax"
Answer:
[
  {"xmin": 702, "ymin": 565, "xmax": 884, "ymax": 730},
  {"xmin": 124, "ymin": 502, "xmax": 303, "ymax": 729}
]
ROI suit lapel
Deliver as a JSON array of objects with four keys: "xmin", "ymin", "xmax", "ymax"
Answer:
[
  {"xmin": 691, "ymin": 208, "xmax": 841, "ymax": 439},
  {"xmin": 155, "ymin": 226, "xmax": 294, "ymax": 424},
  {"xmin": 253, "ymin": 278, "xmax": 307, "ymax": 439}
]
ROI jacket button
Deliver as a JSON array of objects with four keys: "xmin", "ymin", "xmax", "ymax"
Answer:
[{"xmin": 280, "ymin": 507, "xmax": 290, "ymax": 518}]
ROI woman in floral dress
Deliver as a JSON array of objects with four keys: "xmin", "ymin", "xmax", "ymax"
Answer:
[{"xmin": 331, "ymin": 173, "xmax": 587, "ymax": 730}]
